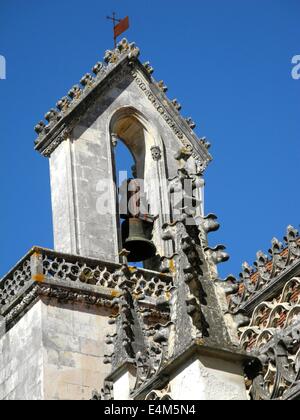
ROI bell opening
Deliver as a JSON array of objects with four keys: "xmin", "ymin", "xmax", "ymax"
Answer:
[{"xmin": 112, "ymin": 120, "xmax": 158, "ymax": 267}]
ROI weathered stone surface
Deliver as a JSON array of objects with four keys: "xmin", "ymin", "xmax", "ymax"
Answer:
[
  {"xmin": 170, "ymin": 356, "xmax": 248, "ymax": 401},
  {"xmin": 0, "ymin": 299, "xmax": 113, "ymax": 400},
  {"xmin": 0, "ymin": 301, "xmax": 43, "ymax": 400}
]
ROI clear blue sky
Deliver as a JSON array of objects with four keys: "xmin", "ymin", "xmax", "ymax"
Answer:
[{"xmin": 0, "ymin": 0, "xmax": 299, "ymax": 278}]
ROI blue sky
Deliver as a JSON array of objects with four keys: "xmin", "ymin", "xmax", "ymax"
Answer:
[{"xmin": 0, "ymin": 0, "xmax": 299, "ymax": 278}]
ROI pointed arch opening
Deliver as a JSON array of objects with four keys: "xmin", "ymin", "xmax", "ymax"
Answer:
[{"xmin": 109, "ymin": 107, "xmax": 166, "ymax": 268}]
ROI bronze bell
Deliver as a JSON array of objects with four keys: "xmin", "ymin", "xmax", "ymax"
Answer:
[{"xmin": 121, "ymin": 218, "xmax": 156, "ymax": 262}]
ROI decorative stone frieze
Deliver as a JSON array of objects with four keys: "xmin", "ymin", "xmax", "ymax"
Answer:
[{"xmin": 150, "ymin": 146, "xmax": 162, "ymax": 161}]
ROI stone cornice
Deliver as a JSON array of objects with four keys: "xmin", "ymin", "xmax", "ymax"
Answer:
[
  {"xmin": 2, "ymin": 281, "xmax": 116, "ymax": 332},
  {"xmin": 131, "ymin": 63, "xmax": 212, "ymax": 170},
  {"xmin": 34, "ymin": 57, "xmax": 129, "ymax": 157}
]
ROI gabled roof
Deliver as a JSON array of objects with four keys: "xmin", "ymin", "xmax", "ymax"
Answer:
[{"xmin": 34, "ymin": 39, "xmax": 212, "ymax": 168}]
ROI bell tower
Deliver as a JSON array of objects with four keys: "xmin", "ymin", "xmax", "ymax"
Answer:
[
  {"xmin": 0, "ymin": 39, "xmax": 253, "ymax": 401},
  {"xmin": 34, "ymin": 39, "xmax": 210, "ymax": 266}
]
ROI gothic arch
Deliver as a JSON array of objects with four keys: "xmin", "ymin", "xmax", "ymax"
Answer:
[
  {"xmin": 108, "ymin": 106, "xmax": 173, "ymax": 264},
  {"xmin": 109, "ymin": 106, "xmax": 165, "ymax": 178}
]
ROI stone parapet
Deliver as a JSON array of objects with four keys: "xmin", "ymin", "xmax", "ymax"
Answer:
[{"xmin": 0, "ymin": 247, "xmax": 172, "ymax": 331}]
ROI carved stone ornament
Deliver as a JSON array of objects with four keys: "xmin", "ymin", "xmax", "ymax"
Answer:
[
  {"xmin": 145, "ymin": 384, "xmax": 172, "ymax": 400},
  {"xmin": 227, "ymin": 225, "xmax": 300, "ymax": 314},
  {"xmin": 150, "ymin": 146, "xmax": 162, "ymax": 161}
]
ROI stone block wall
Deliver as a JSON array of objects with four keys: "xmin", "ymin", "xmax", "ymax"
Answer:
[
  {"xmin": 0, "ymin": 301, "xmax": 43, "ymax": 400},
  {"xmin": 170, "ymin": 355, "xmax": 248, "ymax": 401},
  {"xmin": 0, "ymin": 299, "xmax": 112, "ymax": 400}
]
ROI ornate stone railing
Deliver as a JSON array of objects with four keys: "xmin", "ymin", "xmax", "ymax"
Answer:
[
  {"xmin": 0, "ymin": 247, "xmax": 173, "ymax": 323},
  {"xmin": 226, "ymin": 226, "xmax": 300, "ymax": 315}
]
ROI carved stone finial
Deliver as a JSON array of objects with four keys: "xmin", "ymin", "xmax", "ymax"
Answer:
[
  {"xmin": 269, "ymin": 237, "xmax": 282, "ymax": 258},
  {"xmin": 104, "ymin": 39, "xmax": 140, "ymax": 65},
  {"xmin": 56, "ymin": 96, "xmax": 70, "ymax": 112},
  {"xmin": 143, "ymin": 62, "xmax": 154, "ymax": 75},
  {"xmin": 104, "ymin": 49, "xmax": 117, "ymax": 64},
  {"xmin": 92, "ymin": 62, "xmax": 105, "ymax": 75},
  {"xmin": 285, "ymin": 225, "xmax": 299, "ymax": 242},
  {"xmin": 157, "ymin": 80, "xmax": 168, "ymax": 93},
  {"xmin": 254, "ymin": 251, "xmax": 268, "ymax": 267},
  {"xmin": 119, "ymin": 39, "xmax": 140, "ymax": 59},
  {"xmin": 241, "ymin": 261, "xmax": 252, "ymax": 275},
  {"xmin": 45, "ymin": 109, "xmax": 59, "ymax": 123},
  {"xmin": 186, "ymin": 117, "xmax": 196, "ymax": 130},
  {"xmin": 68, "ymin": 85, "xmax": 82, "ymax": 100},
  {"xmin": 199, "ymin": 137, "xmax": 211, "ymax": 150},
  {"xmin": 285, "ymin": 225, "xmax": 300, "ymax": 258},
  {"xmin": 80, "ymin": 73, "xmax": 94, "ymax": 87},
  {"xmin": 171, "ymin": 99, "xmax": 182, "ymax": 111},
  {"xmin": 34, "ymin": 121, "xmax": 45, "ymax": 135}
]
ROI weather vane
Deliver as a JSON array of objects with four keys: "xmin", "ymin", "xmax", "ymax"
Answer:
[{"xmin": 107, "ymin": 13, "xmax": 130, "ymax": 48}]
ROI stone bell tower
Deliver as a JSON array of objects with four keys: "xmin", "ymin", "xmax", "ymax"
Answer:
[
  {"xmin": 0, "ymin": 39, "xmax": 253, "ymax": 400},
  {"xmin": 34, "ymin": 39, "xmax": 210, "ymax": 266}
]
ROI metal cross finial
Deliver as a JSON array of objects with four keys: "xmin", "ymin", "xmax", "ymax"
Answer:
[{"xmin": 106, "ymin": 12, "xmax": 121, "ymax": 48}]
